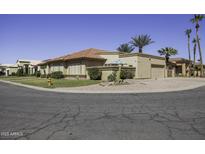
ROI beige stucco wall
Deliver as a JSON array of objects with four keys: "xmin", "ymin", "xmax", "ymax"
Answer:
[
  {"xmin": 65, "ymin": 59, "xmax": 104, "ymax": 76},
  {"xmin": 67, "ymin": 64, "xmax": 86, "ymax": 75},
  {"xmin": 136, "ymin": 56, "xmax": 165, "ymax": 79},
  {"xmin": 6, "ymin": 67, "xmax": 18, "ymax": 76},
  {"xmin": 167, "ymin": 67, "xmax": 175, "ymax": 77},
  {"xmin": 84, "ymin": 59, "xmax": 105, "ymax": 67},
  {"xmin": 99, "ymin": 54, "xmax": 119, "ymax": 64},
  {"xmin": 39, "ymin": 65, "xmax": 47, "ymax": 75},
  {"xmin": 137, "ymin": 56, "xmax": 151, "ymax": 78},
  {"xmin": 119, "ymin": 54, "xmax": 165, "ymax": 79},
  {"xmin": 119, "ymin": 56, "xmax": 138, "ymax": 67},
  {"xmin": 86, "ymin": 67, "xmax": 115, "ymax": 81},
  {"xmin": 87, "ymin": 66, "xmax": 135, "ymax": 81},
  {"xmin": 39, "ymin": 59, "xmax": 104, "ymax": 78},
  {"xmin": 119, "ymin": 56, "xmax": 138, "ymax": 78},
  {"xmin": 49, "ymin": 62, "xmax": 64, "ymax": 73},
  {"xmin": 101, "ymin": 70, "xmax": 114, "ymax": 81}
]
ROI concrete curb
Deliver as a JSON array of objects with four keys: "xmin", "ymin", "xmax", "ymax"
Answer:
[{"xmin": 1, "ymin": 79, "xmax": 205, "ymax": 94}]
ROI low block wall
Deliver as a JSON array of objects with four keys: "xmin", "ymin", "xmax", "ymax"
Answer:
[{"xmin": 87, "ymin": 66, "xmax": 136, "ymax": 81}]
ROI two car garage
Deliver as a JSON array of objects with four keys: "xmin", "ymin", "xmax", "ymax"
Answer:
[{"xmin": 135, "ymin": 54, "xmax": 166, "ymax": 79}]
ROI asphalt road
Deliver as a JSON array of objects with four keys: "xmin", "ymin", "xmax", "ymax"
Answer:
[{"xmin": 0, "ymin": 82, "xmax": 205, "ymax": 140}]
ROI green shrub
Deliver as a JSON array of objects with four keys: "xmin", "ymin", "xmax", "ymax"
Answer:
[
  {"xmin": 120, "ymin": 69, "xmax": 134, "ymax": 80},
  {"xmin": 40, "ymin": 74, "xmax": 47, "ymax": 78},
  {"xmin": 0, "ymin": 71, "xmax": 5, "ymax": 76},
  {"xmin": 76, "ymin": 75, "xmax": 80, "ymax": 80},
  {"xmin": 47, "ymin": 74, "xmax": 51, "ymax": 78},
  {"xmin": 108, "ymin": 71, "xmax": 117, "ymax": 82},
  {"xmin": 36, "ymin": 71, "xmax": 41, "ymax": 77},
  {"xmin": 23, "ymin": 72, "xmax": 28, "ymax": 76},
  {"xmin": 11, "ymin": 72, "xmax": 16, "ymax": 76},
  {"xmin": 16, "ymin": 68, "xmax": 24, "ymax": 76},
  {"xmin": 88, "ymin": 68, "xmax": 102, "ymax": 80},
  {"xmin": 50, "ymin": 71, "xmax": 64, "ymax": 79}
]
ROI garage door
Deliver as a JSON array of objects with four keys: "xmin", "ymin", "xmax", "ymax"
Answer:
[{"xmin": 151, "ymin": 65, "xmax": 165, "ymax": 79}]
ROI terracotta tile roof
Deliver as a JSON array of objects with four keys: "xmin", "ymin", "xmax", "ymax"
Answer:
[
  {"xmin": 49, "ymin": 54, "xmax": 70, "ymax": 62},
  {"xmin": 39, "ymin": 54, "xmax": 70, "ymax": 65},
  {"xmin": 38, "ymin": 48, "xmax": 113, "ymax": 65},
  {"xmin": 63, "ymin": 48, "xmax": 107, "ymax": 61}
]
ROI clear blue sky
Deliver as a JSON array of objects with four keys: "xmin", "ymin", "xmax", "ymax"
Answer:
[{"xmin": 0, "ymin": 14, "xmax": 205, "ymax": 64}]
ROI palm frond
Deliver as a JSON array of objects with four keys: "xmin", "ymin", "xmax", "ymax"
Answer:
[
  {"xmin": 192, "ymin": 38, "xmax": 197, "ymax": 43},
  {"xmin": 185, "ymin": 29, "xmax": 192, "ymax": 36},
  {"xmin": 190, "ymin": 14, "xmax": 204, "ymax": 23},
  {"xmin": 157, "ymin": 47, "xmax": 178, "ymax": 56},
  {"xmin": 130, "ymin": 34, "xmax": 154, "ymax": 52},
  {"xmin": 117, "ymin": 43, "xmax": 135, "ymax": 53}
]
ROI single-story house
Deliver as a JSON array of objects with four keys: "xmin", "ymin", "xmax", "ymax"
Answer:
[
  {"xmin": 169, "ymin": 58, "xmax": 191, "ymax": 77},
  {"xmin": 193, "ymin": 63, "xmax": 205, "ymax": 77},
  {"xmin": 0, "ymin": 64, "xmax": 7, "ymax": 75},
  {"xmin": 0, "ymin": 60, "xmax": 42, "ymax": 76},
  {"xmin": 2, "ymin": 64, "xmax": 18, "ymax": 76},
  {"xmin": 0, "ymin": 64, "xmax": 18, "ymax": 76},
  {"xmin": 168, "ymin": 58, "xmax": 205, "ymax": 77},
  {"xmin": 38, "ymin": 48, "xmax": 167, "ymax": 80},
  {"xmin": 16, "ymin": 59, "xmax": 42, "ymax": 75}
]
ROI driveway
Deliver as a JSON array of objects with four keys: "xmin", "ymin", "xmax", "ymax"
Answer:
[
  {"xmin": 0, "ymin": 82, "xmax": 205, "ymax": 139},
  {"xmin": 56, "ymin": 78, "xmax": 205, "ymax": 93}
]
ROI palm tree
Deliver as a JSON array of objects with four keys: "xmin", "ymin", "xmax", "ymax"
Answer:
[
  {"xmin": 130, "ymin": 34, "xmax": 154, "ymax": 53},
  {"xmin": 185, "ymin": 28, "xmax": 192, "ymax": 76},
  {"xmin": 190, "ymin": 14, "xmax": 204, "ymax": 77},
  {"xmin": 192, "ymin": 38, "xmax": 197, "ymax": 76},
  {"xmin": 157, "ymin": 47, "xmax": 178, "ymax": 64},
  {"xmin": 117, "ymin": 43, "xmax": 135, "ymax": 53}
]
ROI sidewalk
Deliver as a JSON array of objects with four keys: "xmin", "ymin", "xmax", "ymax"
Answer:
[{"xmin": 1, "ymin": 78, "xmax": 205, "ymax": 93}]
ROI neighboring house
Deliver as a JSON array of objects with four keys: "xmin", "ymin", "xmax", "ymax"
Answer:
[
  {"xmin": 0, "ymin": 64, "xmax": 18, "ymax": 76},
  {"xmin": 16, "ymin": 59, "xmax": 42, "ymax": 75},
  {"xmin": 0, "ymin": 60, "xmax": 42, "ymax": 76},
  {"xmin": 194, "ymin": 63, "xmax": 205, "ymax": 77},
  {"xmin": 169, "ymin": 58, "xmax": 190, "ymax": 77},
  {"xmin": 166, "ymin": 61, "xmax": 176, "ymax": 77},
  {"xmin": 38, "ymin": 48, "xmax": 167, "ymax": 80},
  {"xmin": 167, "ymin": 58, "xmax": 205, "ymax": 77},
  {"xmin": 0, "ymin": 64, "xmax": 6, "ymax": 75}
]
